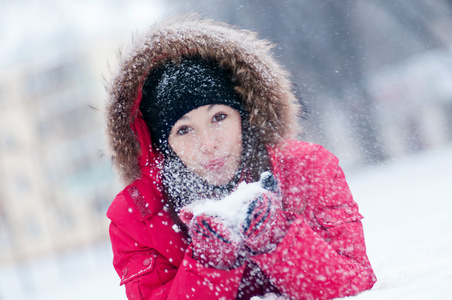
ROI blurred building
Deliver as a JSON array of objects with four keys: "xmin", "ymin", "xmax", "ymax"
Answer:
[
  {"xmin": 0, "ymin": 35, "xmax": 120, "ymax": 264},
  {"xmin": 0, "ymin": 0, "xmax": 165, "ymax": 267}
]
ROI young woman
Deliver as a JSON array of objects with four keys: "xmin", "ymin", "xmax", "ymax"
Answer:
[{"xmin": 105, "ymin": 16, "xmax": 376, "ymax": 300}]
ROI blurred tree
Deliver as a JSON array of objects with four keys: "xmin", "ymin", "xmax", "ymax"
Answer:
[{"xmin": 167, "ymin": 0, "xmax": 452, "ymax": 164}]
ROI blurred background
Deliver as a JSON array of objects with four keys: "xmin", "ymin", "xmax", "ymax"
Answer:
[{"xmin": 1, "ymin": 0, "xmax": 451, "ymax": 299}]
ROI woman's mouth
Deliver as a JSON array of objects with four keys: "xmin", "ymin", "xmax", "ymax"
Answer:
[{"xmin": 202, "ymin": 157, "xmax": 228, "ymax": 170}]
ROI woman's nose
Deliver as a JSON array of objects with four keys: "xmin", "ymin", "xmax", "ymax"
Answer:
[{"xmin": 199, "ymin": 130, "xmax": 217, "ymax": 153}]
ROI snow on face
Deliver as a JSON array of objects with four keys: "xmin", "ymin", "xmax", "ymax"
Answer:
[{"xmin": 168, "ymin": 104, "xmax": 243, "ymax": 186}]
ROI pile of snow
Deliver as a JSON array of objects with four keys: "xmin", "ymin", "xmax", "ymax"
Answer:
[
  {"xmin": 186, "ymin": 173, "xmax": 268, "ymax": 231},
  {"xmin": 0, "ymin": 145, "xmax": 451, "ymax": 299}
]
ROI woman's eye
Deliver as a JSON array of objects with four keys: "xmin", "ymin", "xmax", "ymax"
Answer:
[
  {"xmin": 213, "ymin": 113, "xmax": 226, "ymax": 122},
  {"xmin": 177, "ymin": 126, "xmax": 192, "ymax": 136}
]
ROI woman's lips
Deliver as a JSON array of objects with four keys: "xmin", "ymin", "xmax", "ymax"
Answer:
[{"xmin": 203, "ymin": 157, "xmax": 227, "ymax": 170}]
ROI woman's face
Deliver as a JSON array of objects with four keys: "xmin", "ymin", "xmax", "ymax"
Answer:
[{"xmin": 168, "ymin": 104, "xmax": 242, "ymax": 186}]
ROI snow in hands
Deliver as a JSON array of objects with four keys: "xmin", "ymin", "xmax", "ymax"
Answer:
[{"xmin": 181, "ymin": 172, "xmax": 276, "ymax": 238}]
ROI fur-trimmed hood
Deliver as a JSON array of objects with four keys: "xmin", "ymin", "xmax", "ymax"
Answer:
[{"xmin": 105, "ymin": 15, "xmax": 302, "ymax": 185}]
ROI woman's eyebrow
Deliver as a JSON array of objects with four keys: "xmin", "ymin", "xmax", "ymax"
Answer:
[{"xmin": 207, "ymin": 104, "xmax": 216, "ymax": 112}]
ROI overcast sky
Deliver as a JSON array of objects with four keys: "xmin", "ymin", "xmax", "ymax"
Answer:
[{"xmin": 0, "ymin": 0, "xmax": 167, "ymax": 67}]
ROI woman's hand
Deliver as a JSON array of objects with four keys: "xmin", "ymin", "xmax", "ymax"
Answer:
[
  {"xmin": 240, "ymin": 173, "xmax": 292, "ymax": 254},
  {"xmin": 188, "ymin": 214, "xmax": 241, "ymax": 270}
]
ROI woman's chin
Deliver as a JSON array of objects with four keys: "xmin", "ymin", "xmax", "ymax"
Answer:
[
  {"xmin": 205, "ymin": 177, "xmax": 228, "ymax": 186},
  {"xmin": 203, "ymin": 172, "xmax": 234, "ymax": 187}
]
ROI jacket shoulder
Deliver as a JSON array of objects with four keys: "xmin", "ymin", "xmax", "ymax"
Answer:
[
  {"xmin": 270, "ymin": 140, "xmax": 342, "ymax": 213},
  {"xmin": 107, "ymin": 177, "xmax": 166, "ymax": 223},
  {"xmin": 271, "ymin": 140, "xmax": 338, "ymax": 166},
  {"xmin": 106, "ymin": 182, "xmax": 164, "ymax": 248},
  {"xmin": 107, "ymin": 189, "xmax": 130, "ymax": 222}
]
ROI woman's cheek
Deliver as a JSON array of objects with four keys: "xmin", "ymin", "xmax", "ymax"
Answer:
[
  {"xmin": 184, "ymin": 150, "xmax": 203, "ymax": 170},
  {"xmin": 173, "ymin": 138, "xmax": 192, "ymax": 156}
]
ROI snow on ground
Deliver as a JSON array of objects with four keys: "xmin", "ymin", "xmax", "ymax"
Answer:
[
  {"xmin": 0, "ymin": 241, "xmax": 124, "ymax": 300},
  {"xmin": 0, "ymin": 144, "xmax": 451, "ymax": 300},
  {"xmin": 348, "ymin": 144, "xmax": 452, "ymax": 300}
]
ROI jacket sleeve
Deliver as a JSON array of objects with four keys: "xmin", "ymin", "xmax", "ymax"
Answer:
[
  {"xmin": 253, "ymin": 144, "xmax": 376, "ymax": 300},
  {"xmin": 108, "ymin": 195, "xmax": 246, "ymax": 300},
  {"xmin": 109, "ymin": 221, "xmax": 175, "ymax": 299}
]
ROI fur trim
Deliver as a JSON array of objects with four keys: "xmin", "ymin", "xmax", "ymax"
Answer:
[{"xmin": 105, "ymin": 15, "xmax": 302, "ymax": 184}]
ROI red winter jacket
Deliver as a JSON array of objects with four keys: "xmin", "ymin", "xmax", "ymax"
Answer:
[
  {"xmin": 107, "ymin": 136, "xmax": 376, "ymax": 299},
  {"xmin": 105, "ymin": 16, "xmax": 376, "ymax": 300}
]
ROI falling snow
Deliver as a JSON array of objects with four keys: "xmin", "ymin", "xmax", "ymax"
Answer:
[{"xmin": 0, "ymin": 144, "xmax": 450, "ymax": 299}]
